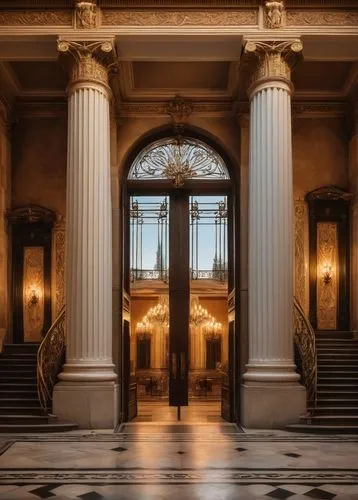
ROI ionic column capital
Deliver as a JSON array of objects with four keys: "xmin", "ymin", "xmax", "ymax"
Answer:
[
  {"xmin": 243, "ymin": 39, "xmax": 303, "ymax": 98},
  {"xmin": 57, "ymin": 39, "xmax": 116, "ymax": 97}
]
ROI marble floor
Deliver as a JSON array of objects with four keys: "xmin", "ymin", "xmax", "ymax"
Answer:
[{"xmin": 0, "ymin": 424, "xmax": 358, "ymax": 499}]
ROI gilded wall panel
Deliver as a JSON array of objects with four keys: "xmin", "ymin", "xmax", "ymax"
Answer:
[
  {"xmin": 23, "ymin": 246, "xmax": 44, "ymax": 342},
  {"xmin": 294, "ymin": 200, "xmax": 309, "ymax": 315},
  {"xmin": 102, "ymin": 9, "xmax": 258, "ymax": 26},
  {"xmin": 52, "ymin": 221, "xmax": 65, "ymax": 319},
  {"xmin": 317, "ymin": 222, "xmax": 338, "ymax": 330}
]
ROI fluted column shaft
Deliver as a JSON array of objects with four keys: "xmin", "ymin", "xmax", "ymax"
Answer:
[
  {"xmin": 58, "ymin": 41, "xmax": 116, "ymax": 383},
  {"xmin": 241, "ymin": 40, "xmax": 306, "ymax": 428},
  {"xmin": 246, "ymin": 82, "xmax": 297, "ymax": 382}
]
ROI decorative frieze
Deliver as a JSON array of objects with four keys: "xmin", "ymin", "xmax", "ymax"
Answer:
[
  {"xmin": 101, "ymin": 9, "xmax": 258, "ymax": 26},
  {"xmin": 287, "ymin": 10, "xmax": 358, "ymax": 26},
  {"xmin": 0, "ymin": 11, "xmax": 72, "ymax": 26}
]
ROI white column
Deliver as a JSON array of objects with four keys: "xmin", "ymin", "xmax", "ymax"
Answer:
[
  {"xmin": 53, "ymin": 40, "xmax": 118, "ymax": 429},
  {"xmin": 241, "ymin": 40, "xmax": 306, "ymax": 428}
]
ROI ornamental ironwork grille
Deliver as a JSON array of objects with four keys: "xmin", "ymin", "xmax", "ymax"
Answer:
[{"xmin": 128, "ymin": 137, "xmax": 230, "ymax": 186}]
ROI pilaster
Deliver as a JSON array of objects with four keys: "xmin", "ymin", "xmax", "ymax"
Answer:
[{"xmin": 241, "ymin": 38, "xmax": 306, "ymax": 428}]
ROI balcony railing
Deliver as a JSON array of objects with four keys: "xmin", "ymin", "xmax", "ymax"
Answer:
[{"xmin": 130, "ymin": 268, "xmax": 228, "ymax": 283}]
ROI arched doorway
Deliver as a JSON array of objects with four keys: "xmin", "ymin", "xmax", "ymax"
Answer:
[{"xmin": 120, "ymin": 132, "xmax": 239, "ymax": 423}]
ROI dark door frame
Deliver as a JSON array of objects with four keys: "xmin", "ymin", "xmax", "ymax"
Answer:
[{"xmin": 119, "ymin": 129, "xmax": 240, "ymax": 423}]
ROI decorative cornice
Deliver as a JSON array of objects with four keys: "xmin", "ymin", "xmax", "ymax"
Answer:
[
  {"xmin": 292, "ymin": 101, "xmax": 346, "ymax": 118},
  {"xmin": 101, "ymin": 9, "xmax": 258, "ymax": 26},
  {"xmin": 16, "ymin": 101, "xmax": 67, "ymax": 118},
  {"xmin": 0, "ymin": 10, "xmax": 72, "ymax": 26},
  {"xmin": 7, "ymin": 205, "xmax": 56, "ymax": 225},
  {"xmin": 118, "ymin": 100, "xmax": 234, "ymax": 117},
  {"xmin": 305, "ymin": 185, "xmax": 353, "ymax": 202}
]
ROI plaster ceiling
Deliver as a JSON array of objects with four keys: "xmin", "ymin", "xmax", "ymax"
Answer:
[{"xmin": 0, "ymin": 35, "xmax": 357, "ymax": 103}]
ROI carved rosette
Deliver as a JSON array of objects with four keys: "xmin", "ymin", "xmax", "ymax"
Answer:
[
  {"xmin": 244, "ymin": 39, "xmax": 303, "ymax": 96},
  {"xmin": 57, "ymin": 40, "xmax": 115, "ymax": 96}
]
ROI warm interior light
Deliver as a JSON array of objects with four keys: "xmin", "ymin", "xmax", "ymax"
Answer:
[
  {"xmin": 322, "ymin": 263, "xmax": 333, "ymax": 285},
  {"xmin": 29, "ymin": 286, "xmax": 41, "ymax": 305}
]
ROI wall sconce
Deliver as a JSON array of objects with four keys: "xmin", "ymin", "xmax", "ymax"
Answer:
[
  {"xmin": 29, "ymin": 288, "xmax": 40, "ymax": 305},
  {"xmin": 322, "ymin": 264, "xmax": 333, "ymax": 285}
]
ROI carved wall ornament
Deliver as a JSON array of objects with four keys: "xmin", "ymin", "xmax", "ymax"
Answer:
[
  {"xmin": 265, "ymin": 0, "xmax": 285, "ymax": 29},
  {"xmin": 75, "ymin": 1, "xmax": 97, "ymax": 29},
  {"xmin": 0, "ymin": 11, "xmax": 72, "ymax": 26},
  {"xmin": 101, "ymin": 9, "xmax": 258, "ymax": 26},
  {"xmin": 244, "ymin": 39, "xmax": 303, "ymax": 89},
  {"xmin": 57, "ymin": 40, "xmax": 115, "ymax": 90},
  {"xmin": 165, "ymin": 95, "xmax": 193, "ymax": 129},
  {"xmin": 287, "ymin": 10, "xmax": 358, "ymax": 26}
]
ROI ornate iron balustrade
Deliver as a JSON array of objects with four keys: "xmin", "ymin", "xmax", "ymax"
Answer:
[
  {"xmin": 37, "ymin": 305, "xmax": 66, "ymax": 409},
  {"xmin": 130, "ymin": 268, "xmax": 228, "ymax": 282},
  {"xmin": 293, "ymin": 297, "xmax": 317, "ymax": 407}
]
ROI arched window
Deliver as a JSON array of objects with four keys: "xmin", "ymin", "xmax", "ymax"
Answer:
[{"xmin": 128, "ymin": 137, "xmax": 230, "ymax": 187}]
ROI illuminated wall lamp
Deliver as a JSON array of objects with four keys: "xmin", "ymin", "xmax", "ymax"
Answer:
[
  {"xmin": 29, "ymin": 288, "xmax": 40, "ymax": 305},
  {"xmin": 322, "ymin": 264, "xmax": 333, "ymax": 285}
]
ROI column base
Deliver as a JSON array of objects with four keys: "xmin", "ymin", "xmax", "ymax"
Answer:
[
  {"xmin": 53, "ymin": 381, "xmax": 119, "ymax": 429},
  {"xmin": 241, "ymin": 382, "xmax": 306, "ymax": 428}
]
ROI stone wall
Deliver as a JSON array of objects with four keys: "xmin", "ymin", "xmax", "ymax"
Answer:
[
  {"xmin": 292, "ymin": 117, "xmax": 349, "ymax": 318},
  {"xmin": 0, "ymin": 102, "xmax": 11, "ymax": 349}
]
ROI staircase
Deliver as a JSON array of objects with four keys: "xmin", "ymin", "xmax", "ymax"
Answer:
[
  {"xmin": 0, "ymin": 343, "xmax": 77, "ymax": 432},
  {"xmin": 290, "ymin": 332, "xmax": 358, "ymax": 433}
]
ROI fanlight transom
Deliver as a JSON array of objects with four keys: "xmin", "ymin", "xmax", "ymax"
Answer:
[{"xmin": 128, "ymin": 137, "xmax": 230, "ymax": 187}]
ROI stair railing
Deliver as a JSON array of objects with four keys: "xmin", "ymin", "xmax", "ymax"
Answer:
[
  {"xmin": 37, "ymin": 306, "xmax": 66, "ymax": 409},
  {"xmin": 293, "ymin": 297, "xmax": 317, "ymax": 407}
]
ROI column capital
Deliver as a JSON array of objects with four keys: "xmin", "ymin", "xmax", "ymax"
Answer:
[
  {"xmin": 57, "ymin": 38, "xmax": 117, "ymax": 96},
  {"xmin": 243, "ymin": 38, "xmax": 303, "ymax": 98}
]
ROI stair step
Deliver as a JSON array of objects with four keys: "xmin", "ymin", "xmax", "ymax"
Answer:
[
  {"xmin": 2, "ymin": 344, "xmax": 39, "ymax": 355},
  {"xmin": 317, "ymin": 398, "xmax": 358, "ymax": 406},
  {"xmin": 308, "ymin": 406, "xmax": 358, "ymax": 416},
  {"xmin": 0, "ymin": 420, "xmax": 78, "ymax": 433},
  {"xmin": 317, "ymin": 359, "xmax": 358, "ymax": 365},
  {"xmin": 317, "ymin": 383, "xmax": 358, "ymax": 389},
  {"xmin": 318, "ymin": 391, "xmax": 358, "ymax": 399},
  {"xmin": 0, "ymin": 407, "xmax": 46, "ymax": 416},
  {"xmin": 0, "ymin": 390, "xmax": 38, "ymax": 399},
  {"xmin": 0, "ymin": 398, "xmax": 40, "ymax": 407},
  {"xmin": 0, "ymin": 366, "xmax": 36, "ymax": 373},
  {"xmin": 287, "ymin": 423, "xmax": 358, "ymax": 434},
  {"xmin": 0, "ymin": 415, "xmax": 50, "ymax": 425},
  {"xmin": 318, "ymin": 372, "xmax": 358, "ymax": 378},
  {"xmin": 317, "ymin": 365, "xmax": 358, "ymax": 371},
  {"xmin": 0, "ymin": 359, "xmax": 37, "ymax": 365},
  {"xmin": 0, "ymin": 376, "xmax": 37, "ymax": 383},
  {"xmin": 300, "ymin": 415, "xmax": 358, "ymax": 425}
]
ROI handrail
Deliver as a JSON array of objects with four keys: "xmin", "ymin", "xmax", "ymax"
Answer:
[
  {"xmin": 293, "ymin": 297, "xmax": 317, "ymax": 407},
  {"xmin": 37, "ymin": 305, "xmax": 66, "ymax": 409}
]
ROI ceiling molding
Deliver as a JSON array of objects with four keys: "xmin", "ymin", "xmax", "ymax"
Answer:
[{"xmin": 118, "ymin": 100, "xmax": 234, "ymax": 117}]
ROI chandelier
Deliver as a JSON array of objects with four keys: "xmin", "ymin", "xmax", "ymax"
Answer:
[
  {"xmin": 189, "ymin": 296, "xmax": 210, "ymax": 327},
  {"xmin": 136, "ymin": 295, "xmax": 222, "ymax": 331},
  {"xmin": 145, "ymin": 296, "xmax": 169, "ymax": 326}
]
